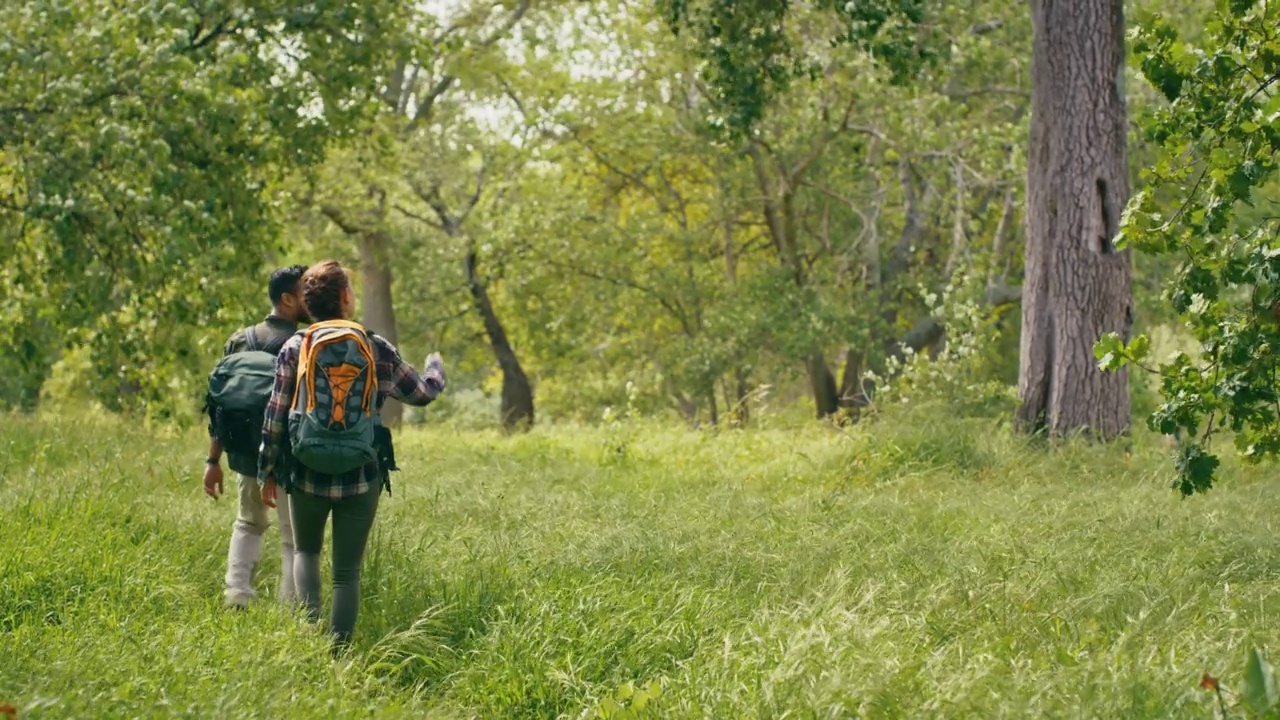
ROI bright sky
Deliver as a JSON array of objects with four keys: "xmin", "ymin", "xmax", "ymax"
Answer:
[{"xmin": 416, "ymin": 0, "xmax": 639, "ymax": 139}]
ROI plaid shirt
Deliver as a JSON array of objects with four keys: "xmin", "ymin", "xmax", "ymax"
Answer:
[{"xmin": 258, "ymin": 330, "xmax": 445, "ymax": 499}]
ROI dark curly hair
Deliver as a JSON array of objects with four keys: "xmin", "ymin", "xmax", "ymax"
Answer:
[
  {"xmin": 301, "ymin": 260, "xmax": 350, "ymax": 322},
  {"xmin": 268, "ymin": 264, "xmax": 308, "ymax": 305}
]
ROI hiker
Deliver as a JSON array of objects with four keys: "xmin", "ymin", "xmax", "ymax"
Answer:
[
  {"xmin": 257, "ymin": 259, "xmax": 446, "ymax": 651},
  {"xmin": 204, "ymin": 264, "xmax": 311, "ymax": 609}
]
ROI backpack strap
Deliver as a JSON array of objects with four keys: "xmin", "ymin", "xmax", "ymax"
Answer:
[
  {"xmin": 244, "ymin": 325, "xmax": 262, "ymax": 352},
  {"xmin": 259, "ymin": 331, "xmax": 290, "ymax": 357},
  {"xmin": 246, "ymin": 323, "xmax": 290, "ymax": 356}
]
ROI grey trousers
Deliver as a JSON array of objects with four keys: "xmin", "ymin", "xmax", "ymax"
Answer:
[{"xmin": 290, "ymin": 484, "xmax": 382, "ymax": 649}]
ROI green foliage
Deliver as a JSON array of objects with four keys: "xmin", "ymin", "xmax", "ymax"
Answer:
[
  {"xmin": 590, "ymin": 679, "xmax": 665, "ymax": 719},
  {"xmin": 1244, "ymin": 647, "xmax": 1280, "ymax": 717},
  {"xmin": 1106, "ymin": 0, "xmax": 1280, "ymax": 494},
  {"xmin": 482, "ymin": 0, "xmax": 1033, "ymax": 424},
  {"xmin": 874, "ymin": 277, "xmax": 1020, "ymax": 417},
  {"xmin": 656, "ymin": 0, "xmax": 940, "ymax": 135},
  {"xmin": 0, "ymin": 0, "xmax": 1210, "ymax": 430},
  {"xmin": 0, "ymin": 0, "xmax": 406, "ymax": 413}
]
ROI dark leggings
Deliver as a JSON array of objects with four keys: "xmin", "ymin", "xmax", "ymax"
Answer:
[{"xmin": 290, "ymin": 485, "xmax": 382, "ymax": 649}]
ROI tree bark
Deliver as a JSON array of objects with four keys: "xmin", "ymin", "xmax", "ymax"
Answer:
[
  {"xmin": 726, "ymin": 367, "xmax": 750, "ymax": 426},
  {"xmin": 1017, "ymin": 0, "xmax": 1133, "ymax": 438},
  {"xmin": 357, "ymin": 229, "xmax": 403, "ymax": 427},
  {"xmin": 415, "ymin": 176, "xmax": 535, "ymax": 432},
  {"xmin": 463, "ymin": 244, "xmax": 534, "ymax": 431},
  {"xmin": 747, "ymin": 140, "xmax": 845, "ymax": 418},
  {"xmin": 720, "ymin": 200, "xmax": 750, "ymax": 427},
  {"xmin": 837, "ymin": 348, "xmax": 868, "ymax": 419},
  {"xmin": 807, "ymin": 351, "xmax": 840, "ymax": 418}
]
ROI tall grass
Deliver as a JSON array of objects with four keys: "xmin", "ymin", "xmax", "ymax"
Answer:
[{"xmin": 3, "ymin": 407, "xmax": 1279, "ymax": 718}]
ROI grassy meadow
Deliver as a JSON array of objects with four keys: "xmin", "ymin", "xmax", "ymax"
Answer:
[{"xmin": 4, "ymin": 407, "xmax": 1280, "ymax": 718}]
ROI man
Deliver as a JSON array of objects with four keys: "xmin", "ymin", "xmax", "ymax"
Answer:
[{"xmin": 203, "ymin": 264, "xmax": 310, "ymax": 608}]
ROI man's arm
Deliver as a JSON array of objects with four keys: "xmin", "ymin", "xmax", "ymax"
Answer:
[
  {"xmin": 203, "ymin": 330, "xmax": 245, "ymax": 498},
  {"xmin": 203, "ymin": 438, "xmax": 225, "ymax": 499},
  {"xmin": 376, "ymin": 338, "xmax": 446, "ymax": 407},
  {"xmin": 258, "ymin": 341, "xmax": 299, "ymax": 485}
]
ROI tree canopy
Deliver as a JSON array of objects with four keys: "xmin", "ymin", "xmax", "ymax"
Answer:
[
  {"xmin": 7, "ymin": 0, "xmax": 1280, "ymax": 497},
  {"xmin": 0, "ymin": 0, "xmax": 405, "ymax": 411}
]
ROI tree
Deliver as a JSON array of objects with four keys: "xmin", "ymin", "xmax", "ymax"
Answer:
[
  {"xmin": 0, "ymin": 0, "xmax": 405, "ymax": 413},
  {"xmin": 1099, "ymin": 0, "xmax": 1280, "ymax": 494},
  {"xmin": 654, "ymin": 0, "xmax": 1031, "ymax": 420},
  {"xmin": 657, "ymin": 0, "xmax": 935, "ymax": 137},
  {"xmin": 1014, "ymin": 0, "xmax": 1133, "ymax": 438},
  {"xmin": 655, "ymin": 0, "xmax": 943, "ymax": 418},
  {"xmin": 306, "ymin": 0, "xmax": 545, "ymax": 429}
]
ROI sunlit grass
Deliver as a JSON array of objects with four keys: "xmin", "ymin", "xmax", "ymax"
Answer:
[{"xmin": 3, "ymin": 407, "xmax": 1278, "ymax": 717}]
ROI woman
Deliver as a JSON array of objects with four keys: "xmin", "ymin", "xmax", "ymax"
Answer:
[{"xmin": 257, "ymin": 259, "xmax": 446, "ymax": 650}]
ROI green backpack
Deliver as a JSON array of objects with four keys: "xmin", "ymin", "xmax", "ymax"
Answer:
[
  {"xmin": 288, "ymin": 320, "xmax": 380, "ymax": 475},
  {"xmin": 207, "ymin": 329, "xmax": 285, "ymax": 457}
]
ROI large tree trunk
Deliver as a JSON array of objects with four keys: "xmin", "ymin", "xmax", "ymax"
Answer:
[
  {"xmin": 1016, "ymin": 0, "xmax": 1133, "ymax": 438},
  {"xmin": 721, "ymin": 199, "xmax": 750, "ymax": 428},
  {"xmin": 357, "ymin": 230, "xmax": 403, "ymax": 427},
  {"xmin": 463, "ymin": 246, "xmax": 534, "ymax": 431},
  {"xmin": 807, "ymin": 351, "xmax": 840, "ymax": 419},
  {"xmin": 725, "ymin": 367, "xmax": 750, "ymax": 426},
  {"xmin": 837, "ymin": 348, "xmax": 869, "ymax": 420}
]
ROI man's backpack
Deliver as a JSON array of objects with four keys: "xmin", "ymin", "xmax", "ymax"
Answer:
[
  {"xmin": 207, "ymin": 327, "xmax": 287, "ymax": 457},
  {"xmin": 288, "ymin": 320, "xmax": 380, "ymax": 475}
]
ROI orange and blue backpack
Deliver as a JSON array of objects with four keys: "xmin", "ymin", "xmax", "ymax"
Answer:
[{"xmin": 288, "ymin": 320, "xmax": 380, "ymax": 474}]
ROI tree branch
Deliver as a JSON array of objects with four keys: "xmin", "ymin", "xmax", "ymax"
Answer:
[
  {"xmin": 985, "ymin": 281, "xmax": 1024, "ymax": 307},
  {"xmin": 412, "ymin": 0, "xmax": 530, "ymax": 126},
  {"xmin": 466, "ymin": 158, "xmax": 488, "ymax": 212},
  {"xmin": 988, "ymin": 186, "xmax": 1017, "ymax": 287},
  {"xmin": 576, "ymin": 134, "xmax": 666, "ymax": 210},
  {"xmin": 320, "ymin": 204, "xmax": 364, "ymax": 236},
  {"xmin": 656, "ymin": 166, "xmax": 690, "ymax": 231},
  {"xmin": 412, "ymin": 182, "xmax": 457, "ymax": 233},
  {"xmin": 412, "ymin": 74, "xmax": 457, "ymax": 125},
  {"xmin": 479, "ymin": 0, "xmax": 531, "ymax": 48},
  {"xmin": 787, "ymin": 95, "xmax": 862, "ymax": 183},
  {"xmin": 746, "ymin": 141, "xmax": 787, "ymax": 256},
  {"xmin": 547, "ymin": 259, "xmax": 693, "ymax": 336},
  {"xmin": 944, "ymin": 161, "xmax": 967, "ymax": 278},
  {"xmin": 968, "ymin": 20, "xmax": 1003, "ymax": 35},
  {"xmin": 943, "ymin": 85, "xmax": 1030, "ymax": 100},
  {"xmin": 393, "ymin": 203, "xmax": 444, "ymax": 231},
  {"xmin": 188, "ymin": 17, "xmax": 234, "ymax": 51},
  {"xmin": 886, "ymin": 160, "xmax": 925, "ymax": 281}
]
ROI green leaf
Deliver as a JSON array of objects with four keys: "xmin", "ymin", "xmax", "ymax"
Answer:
[
  {"xmin": 1174, "ymin": 444, "xmax": 1220, "ymax": 496},
  {"xmin": 1229, "ymin": 0, "xmax": 1256, "ymax": 16},
  {"xmin": 1127, "ymin": 334, "xmax": 1152, "ymax": 365},
  {"xmin": 1095, "ymin": 333, "xmax": 1126, "ymax": 371},
  {"xmin": 1244, "ymin": 647, "xmax": 1279, "ymax": 715},
  {"xmin": 596, "ymin": 696, "xmax": 621, "ymax": 718}
]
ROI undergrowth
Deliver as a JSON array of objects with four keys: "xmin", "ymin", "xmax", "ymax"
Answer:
[{"xmin": 3, "ymin": 405, "xmax": 1279, "ymax": 718}]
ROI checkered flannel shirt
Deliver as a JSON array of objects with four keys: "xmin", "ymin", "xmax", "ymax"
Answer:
[{"xmin": 258, "ymin": 331, "xmax": 445, "ymax": 499}]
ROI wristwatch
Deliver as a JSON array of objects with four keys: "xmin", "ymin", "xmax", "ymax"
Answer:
[{"xmin": 205, "ymin": 457, "xmax": 219, "ymax": 465}]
